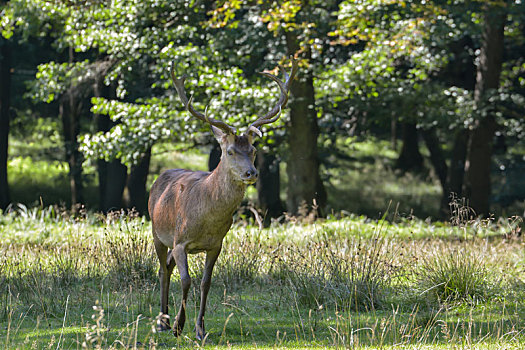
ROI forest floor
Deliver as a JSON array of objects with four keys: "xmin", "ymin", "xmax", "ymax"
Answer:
[{"xmin": 1, "ymin": 209, "xmax": 524, "ymax": 349}]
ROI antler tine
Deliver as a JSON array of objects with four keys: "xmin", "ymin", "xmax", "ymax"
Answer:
[
  {"xmin": 170, "ymin": 62, "xmax": 236, "ymax": 134},
  {"xmin": 249, "ymin": 57, "xmax": 298, "ymax": 130},
  {"xmin": 285, "ymin": 56, "xmax": 298, "ymax": 89},
  {"xmin": 278, "ymin": 64, "xmax": 289, "ymax": 84}
]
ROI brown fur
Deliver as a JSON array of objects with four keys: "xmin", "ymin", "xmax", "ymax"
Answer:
[
  {"xmin": 148, "ymin": 130, "xmax": 257, "ymax": 340},
  {"xmin": 154, "ymin": 57, "xmax": 296, "ymax": 341}
]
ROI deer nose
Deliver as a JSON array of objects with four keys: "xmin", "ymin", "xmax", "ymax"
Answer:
[{"xmin": 245, "ymin": 169, "xmax": 258, "ymax": 179}]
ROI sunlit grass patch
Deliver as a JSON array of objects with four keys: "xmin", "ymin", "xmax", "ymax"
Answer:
[
  {"xmin": 415, "ymin": 247, "xmax": 499, "ymax": 305},
  {"xmin": 1, "ymin": 208, "xmax": 524, "ymax": 348},
  {"xmin": 7, "ymin": 156, "xmax": 99, "ymax": 208}
]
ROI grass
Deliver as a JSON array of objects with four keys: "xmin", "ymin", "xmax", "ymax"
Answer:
[
  {"xmin": 7, "ymin": 156, "xmax": 99, "ymax": 208},
  {"xmin": 322, "ymin": 136, "xmax": 442, "ymax": 218},
  {"xmin": 1, "ymin": 207, "xmax": 524, "ymax": 349}
]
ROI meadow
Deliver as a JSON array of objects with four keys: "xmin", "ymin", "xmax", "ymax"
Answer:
[
  {"xmin": 1, "ymin": 204, "xmax": 524, "ymax": 349},
  {"xmin": 3, "ymin": 133, "xmax": 524, "ymax": 349}
]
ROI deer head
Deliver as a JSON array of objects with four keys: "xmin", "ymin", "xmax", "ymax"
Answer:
[
  {"xmin": 170, "ymin": 58, "xmax": 298, "ymax": 185},
  {"xmin": 210, "ymin": 126, "xmax": 258, "ymax": 184}
]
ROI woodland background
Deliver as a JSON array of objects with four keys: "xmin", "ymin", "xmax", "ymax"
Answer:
[{"xmin": 1, "ymin": 0, "xmax": 524, "ymax": 221}]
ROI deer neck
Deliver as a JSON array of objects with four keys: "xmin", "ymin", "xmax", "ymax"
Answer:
[{"xmin": 207, "ymin": 160, "xmax": 246, "ymax": 209}]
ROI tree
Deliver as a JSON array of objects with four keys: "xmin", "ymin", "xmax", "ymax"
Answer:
[
  {"xmin": 396, "ymin": 122, "xmax": 424, "ymax": 172},
  {"xmin": 208, "ymin": 0, "xmax": 335, "ymax": 215},
  {"xmin": 256, "ymin": 151, "xmax": 285, "ymax": 224},
  {"xmin": 93, "ymin": 78, "xmax": 128, "ymax": 213},
  {"xmin": 463, "ymin": 3, "xmax": 506, "ymax": 217},
  {"xmin": 0, "ymin": 36, "xmax": 10, "ymax": 211},
  {"xmin": 327, "ymin": 0, "xmax": 524, "ymax": 218},
  {"xmin": 59, "ymin": 48, "xmax": 84, "ymax": 209},
  {"xmin": 284, "ymin": 31, "xmax": 327, "ymax": 214}
]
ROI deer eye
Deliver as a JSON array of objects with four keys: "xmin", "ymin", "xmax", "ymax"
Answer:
[{"xmin": 227, "ymin": 149, "xmax": 234, "ymax": 156}]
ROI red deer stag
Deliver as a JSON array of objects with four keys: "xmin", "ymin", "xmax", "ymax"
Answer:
[{"xmin": 148, "ymin": 57, "xmax": 297, "ymax": 340}]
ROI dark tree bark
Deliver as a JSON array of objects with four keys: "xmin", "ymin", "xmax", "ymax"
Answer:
[
  {"xmin": 94, "ymin": 80, "xmax": 128, "ymax": 213},
  {"xmin": 421, "ymin": 128, "xmax": 454, "ymax": 218},
  {"xmin": 441, "ymin": 129, "xmax": 469, "ymax": 213},
  {"xmin": 59, "ymin": 48, "xmax": 86, "ymax": 211},
  {"xmin": 390, "ymin": 116, "xmax": 397, "ymax": 150},
  {"xmin": 464, "ymin": 5, "xmax": 506, "ymax": 216},
  {"xmin": 208, "ymin": 141, "xmax": 221, "ymax": 171},
  {"xmin": 0, "ymin": 39, "xmax": 11, "ymax": 211},
  {"xmin": 285, "ymin": 32, "xmax": 326, "ymax": 215},
  {"xmin": 60, "ymin": 91, "xmax": 84, "ymax": 210},
  {"xmin": 436, "ymin": 36, "xmax": 476, "ymax": 216},
  {"xmin": 396, "ymin": 122, "xmax": 424, "ymax": 172},
  {"xmin": 125, "ymin": 148, "xmax": 151, "ymax": 215},
  {"xmin": 422, "ymin": 128, "xmax": 447, "ymax": 190},
  {"xmin": 100, "ymin": 159, "xmax": 128, "ymax": 213},
  {"xmin": 256, "ymin": 151, "xmax": 284, "ymax": 226}
]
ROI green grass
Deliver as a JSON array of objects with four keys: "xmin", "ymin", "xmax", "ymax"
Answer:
[
  {"xmin": 322, "ymin": 136, "xmax": 442, "ymax": 218},
  {"xmin": 7, "ymin": 156, "xmax": 99, "ymax": 208},
  {"xmin": 1, "ymin": 208, "xmax": 524, "ymax": 349}
]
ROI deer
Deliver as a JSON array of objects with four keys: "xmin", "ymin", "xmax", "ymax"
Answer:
[{"xmin": 148, "ymin": 57, "xmax": 297, "ymax": 340}]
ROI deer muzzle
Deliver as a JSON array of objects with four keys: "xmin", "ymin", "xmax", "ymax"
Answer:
[{"xmin": 241, "ymin": 168, "xmax": 258, "ymax": 184}]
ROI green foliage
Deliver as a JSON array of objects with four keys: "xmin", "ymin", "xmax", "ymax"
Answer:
[{"xmin": 29, "ymin": 60, "xmax": 91, "ymax": 103}]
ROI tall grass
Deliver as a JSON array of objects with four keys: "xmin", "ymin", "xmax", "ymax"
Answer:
[
  {"xmin": 1, "ymin": 207, "xmax": 524, "ymax": 348},
  {"xmin": 416, "ymin": 247, "xmax": 498, "ymax": 305}
]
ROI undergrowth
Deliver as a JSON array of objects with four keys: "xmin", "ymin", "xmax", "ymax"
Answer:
[{"xmin": 0, "ymin": 206, "xmax": 524, "ymax": 348}]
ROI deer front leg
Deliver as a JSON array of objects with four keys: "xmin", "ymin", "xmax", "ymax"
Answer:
[
  {"xmin": 172, "ymin": 244, "xmax": 191, "ymax": 337},
  {"xmin": 154, "ymin": 236, "xmax": 174, "ymax": 332},
  {"xmin": 196, "ymin": 246, "xmax": 222, "ymax": 341}
]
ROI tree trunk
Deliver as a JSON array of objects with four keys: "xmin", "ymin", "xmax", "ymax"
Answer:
[
  {"xmin": 422, "ymin": 128, "xmax": 452, "ymax": 218},
  {"xmin": 59, "ymin": 48, "xmax": 85, "ymax": 211},
  {"xmin": 256, "ymin": 151, "xmax": 284, "ymax": 226},
  {"xmin": 0, "ymin": 39, "xmax": 11, "ymax": 211},
  {"xmin": 100, "ymin": 159, "xmax": 128, "ymax": 213},
  {"xmin": 441, "ymin": 129, "xmax": 469, "ymax": 214},
  {"xmin": 94, "ymin": 79, "xmax": 128, "ymax": 213},
  {"xmin": 390, "ymin": 115, "xmax": 397, "ymax": 150},
  {"xmin": 285, "ymin": 32, "xmax": 326, "ymax": 216},
  {"xmin": 60, "ymin": 91, "xmax": 84, "ymax": 211},
  {"xmin": 125, "ymin": 148, "xmax": 151, "ymax": 216},
  {"xmin": 463, "ymin": 5, "xmax": 505, "ymax": 217},
  {"xmin": 208, "ymin": 141, "xmax": 221, "ymax": 171},
  {"xmin": 422, "ymin": 128, "xmax": 448, "ymax": 190},
  {"xmin": 396, "ymin": 122, "xmax": 423, "ymax": 172}
]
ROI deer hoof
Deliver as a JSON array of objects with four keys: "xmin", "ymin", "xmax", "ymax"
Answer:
[
  {"xmin": 195, "ymin": 331, "xmax": 207, "ymax": 342},
  {"xmin": 173, "ymin": 318, "xmax": 185, "ymax": 337},
  {"xmin": 173, "ymin": 324, "xmax": 184, "ymax": 337},
  {"xmin": 195, "ymin": 326, "xmax": 206, "ymax": 341},
  {"xmin": 156, "ymin": 314, "xmax": 171, "ymax": 332}
]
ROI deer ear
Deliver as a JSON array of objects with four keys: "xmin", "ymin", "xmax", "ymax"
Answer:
[
  {"xmin": 212, "ymin": 126, "xmax": 235, "ymax": 146},
  {"xmin": 245, "ymin": 126, "xmax": 262, "ymax": 144},
  {"xmin": 211, "ymin": 126, "xmax": 225, "ymax": 140}
]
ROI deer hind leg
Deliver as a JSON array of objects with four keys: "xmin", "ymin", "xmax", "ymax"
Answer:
[
  {"xmin": 172, "ymin": 244, "xmax": 191, "ymax": 337},
  {"xmin": 154, "ymin": 235, "xmax": 172, "ymax": 332},
  {"xmin": 195, "ymin": 246, "xmax": 222, "ymax": 341}
]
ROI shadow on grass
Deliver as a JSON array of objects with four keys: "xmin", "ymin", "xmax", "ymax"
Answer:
[{"xmin": 2, "ymin": 274, "xmax": 524, "ymax": 349}]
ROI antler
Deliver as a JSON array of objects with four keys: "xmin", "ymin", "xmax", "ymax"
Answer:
[
  {"xmin": 249, "ymin": 57, "xmax": 298, "ymax": 131},
  {"xmin": 170, "ymin": 63, "xmax": 236, "ymax": 135}
]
